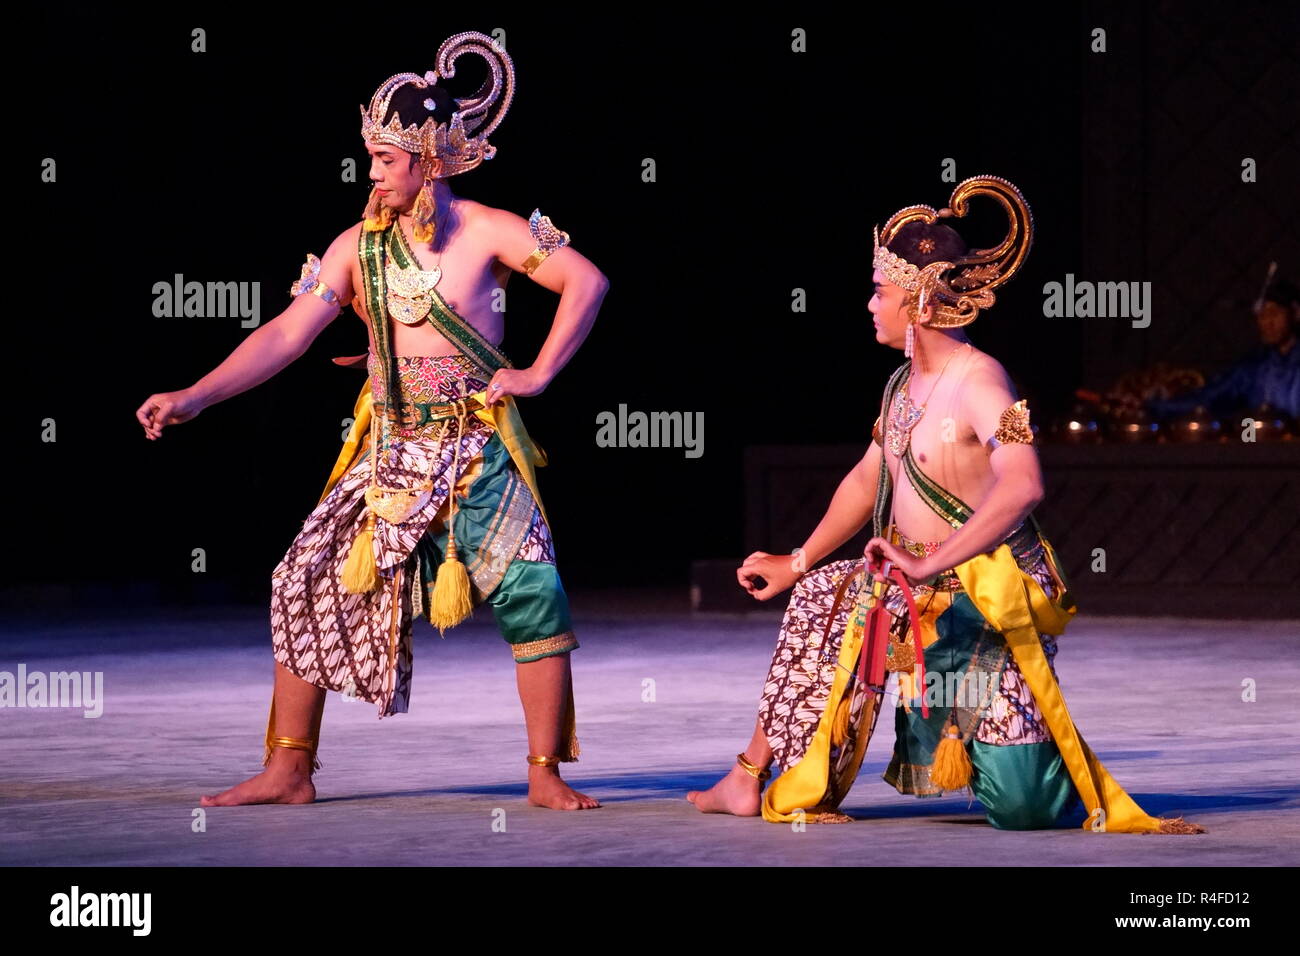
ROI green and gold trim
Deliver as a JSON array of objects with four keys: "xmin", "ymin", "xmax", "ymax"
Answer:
[
  {"xmin": 511, "ymin": 630, "xmax": 579, "ymax": 663},
  {"xmin": 412, "ymin": 434, "xmax": 540, "ymax": 610},
  {"xmin": 872, "ymin": 362, "xmax": 912, "ymax": 539},
  {"xmin": 903, "ymin": 446, "xmax": 973, "ymax": 529},
  {"xmin": 360, "ymin": 225, "xmax": 400, "ymax": 423},
  {"xmin": 882, "ymin": 757, "xmax": 948, "ymax": 796},
  {"xmin": 463, "ymin": 467, "xmax": 536, "ymax": 589}
]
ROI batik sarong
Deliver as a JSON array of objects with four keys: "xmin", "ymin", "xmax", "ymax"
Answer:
[{"xmin": 269, "ymin": 351, "xmax": 578, "ymax": 723}]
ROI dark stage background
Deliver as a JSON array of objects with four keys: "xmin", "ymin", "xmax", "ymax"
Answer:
[{"xmin": 10, "ymin": 2, "xmax": 1298, "ymax": 610}]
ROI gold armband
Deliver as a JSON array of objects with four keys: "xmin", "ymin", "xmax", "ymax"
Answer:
[
  {"xmin": 871, "ymin": 415, "xmax": 883, "ymax": 447},
  {"xmin": 290, "ymin": 252, "xmax": 342, "ymax": 306},
  {"xmin": 986, "ymin": 399, "xmax": 1034, "ymax": 450},
  {"xmin": 519, "ymin": 209, "xmax": 570, "ymax": 275}
]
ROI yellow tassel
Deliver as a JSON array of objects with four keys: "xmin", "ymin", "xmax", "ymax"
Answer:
[
  {"xmin": 342, "ymin": 514, "xmax": 378, "ymax": 593},
  {"xmin": 831, "ymin": 695, "xmax": 852, "ymax": 747},
  {"xmin": 929, "ymin": 721, "xmax": 973, "ymax": 791},
  {"xmin": 428, "ymin": 393, "xmax": 476, "ymax": 633},
  {"xmin": 428, "ymin": 536, "xmax": 473, "ymax": 633}
]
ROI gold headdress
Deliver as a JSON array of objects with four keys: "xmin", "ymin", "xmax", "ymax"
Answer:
[
  {"xmin": 360, "ymin": 31, "xmax": 516, "ymax": 237},
  {"xmin": 871, "ymin": 175, "xmax": 1034, "ymax": 328}
]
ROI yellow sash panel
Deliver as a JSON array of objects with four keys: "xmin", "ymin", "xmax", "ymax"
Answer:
[
  {"xmin": 761, "ymin": 607, "xmax": 866, "ymax": 822},
  {"xmin": 761, "ymin": 569, "xmax": 880, "ymax": 823},
  {"xmin": 953, "ymin": 541, "xmax": 1173, "ymax": 833},
  {"xmin": 317, "ymin": 378, "xmax": 551, "ymax": 529},
  {"xmin": 317, "ymin": 379, "xmax": 374, "ymax": 507}
]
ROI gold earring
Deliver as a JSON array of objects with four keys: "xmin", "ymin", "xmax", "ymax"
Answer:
[{"xmin": 411, "ymin": 177, "xmax": 436, "ymax": 243}]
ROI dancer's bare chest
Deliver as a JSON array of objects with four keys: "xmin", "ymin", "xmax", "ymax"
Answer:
[
  {"xmin": 348, "ymin": 225, "xmax": 512, "ymax": 357},
  {"xmin": 884, "ymin": 378, "xmax": 994, "ymax": 541}
]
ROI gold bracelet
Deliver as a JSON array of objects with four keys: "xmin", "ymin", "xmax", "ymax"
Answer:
[
  {"xmin": 290, "ymin": 252, "xmax": 343, "ymax": 305},
  {"xmin": 520, "ymin": 209, "xmax": 570, "ymax": 275},
  {"xmin": 307, "ymin": 282, "xmax": 342, "ymax": 306},
  {"xmin": 987, "ymin": 399, "xmax": 1034, "ymax": 450}
]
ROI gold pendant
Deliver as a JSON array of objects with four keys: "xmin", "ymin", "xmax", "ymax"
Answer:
[
  {"xmin": 884, "ymin": 633, "xmax": 916, "ymax": 672},
  {"xmin": 365, "ymin": 481, "xmax": 433, "ymax": 524},
  {"xmin": 386, "ymin": 260, "xmax": 442, "ymax": 296},
  {"xmin": 885, "ymin": 382, "xmax": 924, "ymax": 457},
  {"xmin": 387, "ymin": 292, "xmax": 433, "ymax": 326},
  {"xmin": 385, "ymin": 259, "xmax": 441, "ymax": 326}
]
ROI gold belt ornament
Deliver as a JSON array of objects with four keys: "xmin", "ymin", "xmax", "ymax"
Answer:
[
  {"xmin": 363, "ymin": 416, "xmax": 451, "ymax": 523},
  {"xmin": 373, "ymin": 395, "xmax": 486, "ymax": 427}
]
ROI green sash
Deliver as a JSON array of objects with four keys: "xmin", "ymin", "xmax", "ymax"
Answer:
[{"xmin": 360, "ymin": 221, "xmax": 515, "ymax": 417}]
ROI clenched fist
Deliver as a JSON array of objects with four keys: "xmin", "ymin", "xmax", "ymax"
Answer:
[{"xmin": 136, "ymin": 389, "xmax": 205, "ymax": 440}]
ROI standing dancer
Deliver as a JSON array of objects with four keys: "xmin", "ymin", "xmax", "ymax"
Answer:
[{"xmin": 138, "ymin": 32, "xmax": 608, "ymax": 809}]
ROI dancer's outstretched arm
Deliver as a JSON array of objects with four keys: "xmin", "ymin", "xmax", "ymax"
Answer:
[
  {"xmin": 738, "ymin": 440, "xmax": 882, "ymax": 601},
  {"xmin": 136, "ymin": 226, "xmax": 356, "ymax": 439}
]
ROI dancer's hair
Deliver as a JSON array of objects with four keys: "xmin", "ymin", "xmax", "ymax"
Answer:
[{"xmin": 885, "ymin": 221, "xmax": 970, "ymax": 306}]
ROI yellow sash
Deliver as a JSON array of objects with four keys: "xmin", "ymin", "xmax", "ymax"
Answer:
[
  {"xmin": 953, "ymin": 540, "xmax": 1176, "ymax": 833},
  {"xmin": 317, "ymin": 378, "xmax": 551, "ymax": 530},
  {"xmin": 761, "ymin": 569, "xmax": 877, "ymax": 822}
]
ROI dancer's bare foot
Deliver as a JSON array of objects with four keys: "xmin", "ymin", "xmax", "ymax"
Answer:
[
  {"xmin": 526, "ymin": 765, "xmax": 600, "ymax": 810},
  {"xmin": 200, "ymin": 753, "xmax": 315, "ymax": 807},
  {"xmin": 686, "ymin": 762, "xmax": 763, "ymax": 816}
]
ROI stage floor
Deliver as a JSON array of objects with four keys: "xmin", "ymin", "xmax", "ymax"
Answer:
[{"xmin": 2, "ymin": 594, "xmax": 1297, "ymax": 866}]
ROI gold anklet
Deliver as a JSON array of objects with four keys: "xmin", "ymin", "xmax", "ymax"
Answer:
[
  {"xmin": 270, "ymin": 735, "xmax": 321, "ymax": 771},
  {"xmin": 527, "ymin": 754, "xmax": 561, "ymax": 767},
  {"xmin": 736, "ymin": 752, "xmax": 771, "ymax": 781}
]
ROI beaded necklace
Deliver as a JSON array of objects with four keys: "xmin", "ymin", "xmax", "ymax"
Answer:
[{"xmin": 884, "ymin": 343, "xmax": 971, "ymax": 457}]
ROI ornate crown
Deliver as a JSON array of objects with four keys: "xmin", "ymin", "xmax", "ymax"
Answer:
[
  {"xmin": 872, "ymin": 175, "xmax": 1034, "ymax": 328},
  {"xmin": 359, "ymin": 31, "xmax": 515, "ymax": 179}
]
